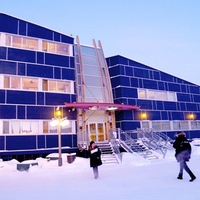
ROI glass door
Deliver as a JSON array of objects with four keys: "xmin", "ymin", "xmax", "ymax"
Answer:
[{"xmin": 88, "ymin": 122, "xmax": 105, "ymax": 142}]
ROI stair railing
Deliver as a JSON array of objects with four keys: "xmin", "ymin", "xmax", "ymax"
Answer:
[{"xmin": 109, "ymin": 129, "xmax": 122, "ymax": 163}]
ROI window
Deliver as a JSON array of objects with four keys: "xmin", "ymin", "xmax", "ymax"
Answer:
[
  {"xmin": 138, "ymin": 89, "xmax": 146, "ymax": 99},
  {"xmin": 141, "ymin": 121, "xmax": 150, "ymax": 129},
  {"xmin": 4, "ymin": 76, "xmax": 10, "ymax": 88},
  {"xmin": 3, "ymin": 121, "xmax": 9, "ymax": 134},
  {"xmin": 11, "ymin": 77, "xmax": 20, "ymax": 89},
  {"xmin": 49, "ymin": 80, "xmax": 57, "ymax": 91},
  {"xmin": 5, "ymin": 35, "xmax": 11, "ymax": 46},
  {"xmin": 138, "ymin": 89, "xmax": 177, "ymax": 102},
  {"xmin": 13, "ymin": 36, "xmax": 22, "ymax": 48},
  {"xmin": 23, "ymin": 38, "xmax": 38, "ymax": 50},
  {"xmin": 22, "ymin": 78, "xmax": 38, "ymax": 90}
]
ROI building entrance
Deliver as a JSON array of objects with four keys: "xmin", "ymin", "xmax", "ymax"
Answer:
[{"xmin": 87, "ymin": 122, "xmax": 106, "ymax": 142}]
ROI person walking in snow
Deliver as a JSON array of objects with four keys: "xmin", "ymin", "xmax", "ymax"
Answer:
[
  {"xmin": 173, "ymin": 131, "xmax": 196, "ymax": 182},
  {"xmin": 88, "ymin": 141, "xmax": 102, "ymax": 179}
]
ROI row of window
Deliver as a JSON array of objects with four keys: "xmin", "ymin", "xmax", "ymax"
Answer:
[
  {"xmin": 141, "ymin": 120, "xmax": 200, "ymax": 131},
  {"xmin": 138, "ymin": 88, "xmax": 177, "ymax": 101},
  {"xmin": 0, "ymin": 75, "xmax": 74, "ymax": 93},
  {"xmin": 1, "ymin": 120, "xmax": 75, "ymax": 135},
  {"xmin": 0, "ymin": 32, "xmax": 73, "ymax": 56}
]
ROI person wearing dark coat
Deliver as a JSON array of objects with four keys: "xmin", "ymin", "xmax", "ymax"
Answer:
[
  {"xmin": 88, "ymin": 141, "xmax": 102, "ymax": 179},
  {"xmin": 173, "ymin": 131, "xmax": 196, "ymax": 182}
]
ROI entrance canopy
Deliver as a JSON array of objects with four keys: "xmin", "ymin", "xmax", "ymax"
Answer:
[{"xmin": 64, "ymin": 102, "xmax": 140, "ymax": 111}]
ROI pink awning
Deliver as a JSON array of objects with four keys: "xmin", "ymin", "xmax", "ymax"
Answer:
[{"xmin": 64, "ymin": 102, "xmax": 140, "ymax": 111}]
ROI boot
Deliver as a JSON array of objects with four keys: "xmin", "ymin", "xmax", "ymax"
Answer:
[
  {"xmin": 177, "ymin": 173, "xmax": 183, "ymax": 180},
  {"xmin": 189, "ymin": 175, "xmax": 196, "ymax": 182}
]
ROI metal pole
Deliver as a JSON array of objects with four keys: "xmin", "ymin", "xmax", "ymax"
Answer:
[{"xmin": 58, "ymin": 120, "xmax": 62, "ymax": 166}]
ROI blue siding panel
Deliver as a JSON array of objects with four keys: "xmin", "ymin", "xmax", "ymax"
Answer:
[
  {"xmin": 158, "ymin": 82, "xmax": 165, "ymax": 90},
  {"xmin": 0, "ymin": 47, "xmax": 6, "ymax": 59},
  {"xmin": 8, "ymin": 48, "xmax": 36, "ymax": 63},
  {"xmin": 161, "ymin": 111, "xmax": 168, "ymax": 120},
  {"xmin": 18, "ymin": 63, "xmax": 26, "ymax": 75},
  {"xmin": 0, "ymin": 60, "xmax": 16, "ymax": 75},
  {"xmin": 6, "ymin": 136, "xmax": 36, "ymax": 150},
  {"xmin": 193, "ymin": 95, "xmax": 200, "ymax": 103},
  {"xmin": 54, "ymin": 67, "xmax": 61, "ymax": 79},
  {"xmin": 19, "ymin": 20, "xmax": 26, "ymax": 35},
  {"xmin": 61, "ymin": 35, "xmax": 74, "ymax": 44},
  {"xmin": 177, "ymin": 93, "xmax": 191, "ymax": 102},
  {"xmin": 186, "ymin": 103, "xmax": 197, "ymax": 111},
  {"xmin": 164, "ymin": 102, "xmax": 177, "ymax": 110},
  {"xmin": 168, "ymin": 83, "xmax": 181, "ymax": 92},
  {"xmin": 45, "ymin": 54, "xmax": 69, "ymax": 67},
  {"xmin": 190, "ymin": 86, "xmax": 200, "ymax": 94},
  {"xmin": 137, "ymin": 99, "xmax": 152, "ymax": 109},
  {"xmin": 28, "ymin": 23, "xmax": 52, "ymax": 40},
  {"xmin": 38, "ymin": 135, "xmax": 45, "ymax": 148},
  {"xmin": 27, "ymin": 106, "xmax": 53, "ymax": 119},
  {"xmin": 171, "ymin": 112, "xmax": 184, "ymax": 120},
  {"xmin": 109, "ymin": 65, "xmax": 125, "ymax": 77},
  {"xmin": 69, "ymin": 57, "xmax": 75, "ymax": 68},
  {"xmin": 143, "ymin": 79, "xmax": 157, "ymax": 89},
  {"xmin": 7, "ymin": 91, "xmax": 36, "ymax": 105},
  {"xmin": 134, "ymin": 68, "xmax": 149, "ymax": 78},
  {"xmin": 0, "ymin": 105, "xmax": 16, "ymax": 119},
  {"xmin": 45, "ymin": 93, "xmax": 70, "ymax": 105},
  {"xmin": 37, "ymin": 52, "xmax": 44, "ymax": 64},
  {"xmin": 62, "ymin": 68, "xmax": 75, "ymax": 80},
  {"xmin": 0, "ymin": 136, "xmax": 4, "ymax": 150},
  {"xmin": 27, "ymin": 64, "xmax": 53, "ymax": 78},
  {"xmin": 0, "ymin": 13, "xmax": 18, "ymax": 34},
  {"xmin": 17, "ymin": 106, "xmax": 25, "ymax": 119},
  {"xmin": 37, "ymin": 92, "xmax": 45, "ymax": 105},
  {"xmin": 130, "ymin": 78, "xmax": 139, "ymax": 87},
  {"xmin": 125, "ymin": 66, "xmax": 133, "ymax": 76},
  {"xmin": 0, "ymin": 90, "xmax": 5, "ymax": 103}
]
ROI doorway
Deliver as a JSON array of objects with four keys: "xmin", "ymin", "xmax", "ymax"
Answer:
[{"xmin": 87, "ymin": 122, "xmax": 106, "ymax": 142}]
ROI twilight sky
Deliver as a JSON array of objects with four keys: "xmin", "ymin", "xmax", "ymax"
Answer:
[{"xmin": 1, "ymin": 0, "xmax": 200, "ymax": 85}]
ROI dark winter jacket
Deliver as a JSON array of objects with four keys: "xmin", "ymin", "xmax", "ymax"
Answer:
[
  {"xmin": 173, "ymin": 134, "xmax": 191, "ymax": 162},
  {"xmin": 89, "ymin": 146, "xmax": 102, "ymax": 168}
]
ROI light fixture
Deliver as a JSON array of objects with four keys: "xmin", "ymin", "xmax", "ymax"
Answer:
[
  {"xmin": 107, "ymin": 106, "xmax": 117, "ymax": 111},
  {"xmin": 89, "ymin": 106, "xmax": 99, "ymax": 110},
  {"xmin": 141, "ymin": 112, "xmax": 147, "ymax": 120}
]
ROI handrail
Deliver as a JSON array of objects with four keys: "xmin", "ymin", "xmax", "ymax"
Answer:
[{"xmin": 109, "ymin": 130, "xmax": 122, "ymax": 162}]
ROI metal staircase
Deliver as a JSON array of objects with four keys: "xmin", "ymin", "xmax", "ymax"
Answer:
[
  {"xmin": 96, "ymin": 142, "xmax": 120, "ymax": 164},
  {"xmin": 116, "ymin": 128, "xmax": 173, "ymax": 160}
]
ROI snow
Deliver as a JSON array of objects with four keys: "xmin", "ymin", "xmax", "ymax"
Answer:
[{"xmin": 1, "ymin": 144, "xmax": 200, "ymax": 200}]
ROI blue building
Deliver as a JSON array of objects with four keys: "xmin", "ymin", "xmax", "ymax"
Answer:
[
  {"xmin": 0, "ymin": 13, "xmax": 77, "ymax": 160},
  {"xmin": 107, "ymin": 55, "xmax": 200, "ymax": 139},
  {"xmin": 1, "ymin": 13, "xmax": 200, "ymax": 161}
]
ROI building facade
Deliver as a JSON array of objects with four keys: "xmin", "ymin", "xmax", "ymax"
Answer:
[
  {"xmin": 1, "ymin": 13, "xmax": 200, "ymax": 160},
  {"xmin": 0, "ymin": 13, "xmax": 77, "ymax": 160},
  {"xmin": 107, "ymin": 55, "xmax": 200, "ymax": 139}
]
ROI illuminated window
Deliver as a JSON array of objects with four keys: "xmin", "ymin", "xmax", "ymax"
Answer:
[
  {"xmin": 56, "ymin": 43, "xmax": 69, "ymax": 54},
  {"xmin": 42, "ymin": 79, "xmax": 48, "ymax": 91},
  {"xmin": 138, "ymin": 89, "xmax": 177, "ymax": 102},
  {"xmin": 49, "ymin": 80, "xmax": 57, "ymax": 91},
  {"xmin": 57, "ymin": 81, "xmax": 70, "ymax": 93},
  {"xmin": 11, "ymin": 77, "xmax": 20, "ymax": 89},
  {"xmin": 4, "ymin": 76, "xmax": 10, "ymax": 88},
  {"xmin": 13, "ymin": 36, "xmax": 22, "ymax": 48},
  {"xmin": 5, "ymin": 35, "xmax": 11, "ymax": 46},
  {"xmin": 23, "ymin": 38, "xmax": 38, "ymax": 50},
  {"xmin": 22, "ymin": 78, "xmax": 38, "ymax": 90},
  {"xmin": 42, "ymin": 41, "xmax": 47, "ymax": 51},
  {"xmin": 43, "ymin": 121, "xmax": 49, "ymax": 133},
  {"xmin": 48, "ymin": 42, "xmax": 55, "ymax": 53},
  {"xmin": 138, "ymin": 89, "xmax": 146, "ymax": 99}
]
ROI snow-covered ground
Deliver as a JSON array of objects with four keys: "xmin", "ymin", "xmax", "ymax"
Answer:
[{"xmin": 1, "ymin": 143, "xmax": 200, "ymax": 200}]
